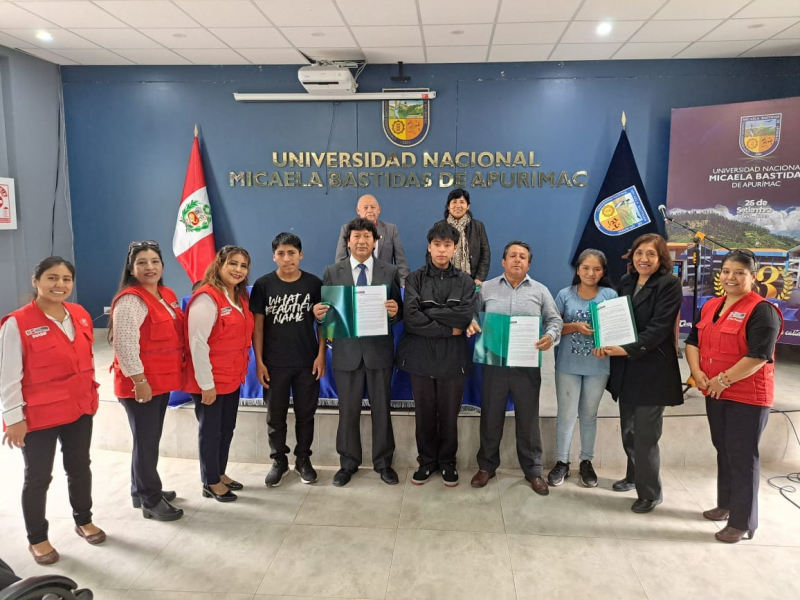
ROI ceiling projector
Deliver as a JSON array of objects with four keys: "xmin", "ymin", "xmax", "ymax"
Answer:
[{"xmin": 298, "ymin": 65, "xmax": 357, "ymax": 95}]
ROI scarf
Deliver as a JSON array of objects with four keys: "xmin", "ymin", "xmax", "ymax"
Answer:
[{"xmin": 446, "ymin": 213, "xmax": 471, "ymax": 275}]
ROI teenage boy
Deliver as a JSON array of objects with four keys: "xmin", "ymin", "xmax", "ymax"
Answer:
[
  {"xmin": 250, "ymin": 233, "xmax": 326, "ymax": 486},
  {"xmin": 396, "ymin": 222, "xmax": 476, "ymax": 486}
]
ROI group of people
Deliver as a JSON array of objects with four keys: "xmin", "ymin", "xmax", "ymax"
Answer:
[{"xmin": 0, "ymin": 190, "xmax": 784, "ymax": 567}]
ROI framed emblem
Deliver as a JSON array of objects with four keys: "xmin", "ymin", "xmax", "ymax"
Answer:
[
  {"xmin": 594, "ymin": 186, "xmax": 651, "ymax": 237},
  {"xmin": 739, "ymin": 113, "xmax": 781, "ymax": 157},
  {"xmin": 382, "ymin": 89, "xmax": 430, "ymax": 147}
]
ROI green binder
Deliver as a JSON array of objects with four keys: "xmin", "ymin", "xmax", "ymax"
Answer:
[
  {"xmin": 320, "ymin": 285, "xmax": 390, "ymax": 339},
  {"xmin": 589, "ymin": 295, "xmax": 638, "ymax": 348},
  {"xmin": 473, "ymin": 312, "xmax": 542, "ymax": 367}
]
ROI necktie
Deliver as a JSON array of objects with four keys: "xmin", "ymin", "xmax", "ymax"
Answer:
[{"xmin": 356, "ymin": 263, "xmax": 367, "ymax": 286}]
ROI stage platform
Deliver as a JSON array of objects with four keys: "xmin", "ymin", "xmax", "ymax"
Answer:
[{"xmin": 90, "ymin": 331, "xmax": 800, "ymax": 469}]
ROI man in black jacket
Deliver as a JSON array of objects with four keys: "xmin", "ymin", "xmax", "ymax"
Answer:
[{"xmin": 396, "ymin": 222, "xmax": 476, "ymax": 486}]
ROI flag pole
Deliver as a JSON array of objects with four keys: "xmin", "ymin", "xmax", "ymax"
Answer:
[
  {"xmin": 194, "ymin": 124, "xmax": 198, "ymax": 137},
  {"xmin": 621, "ymin": 111, "xmax": 627, "ymax": 130}
]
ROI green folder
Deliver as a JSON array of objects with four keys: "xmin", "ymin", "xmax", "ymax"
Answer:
[
  {"xmin": 320, "ymin": 285, "xmax": 390, "ymax": 339},
  {"xmin": 589, "ymin": 295, "xmax": 638, "ymax": 348},
  {"xmin": 473, "ymin": 312, "xmax": 542, "ymax": 367}
]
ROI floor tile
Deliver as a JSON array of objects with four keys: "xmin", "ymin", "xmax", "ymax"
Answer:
[
  {"xmin": 498, "ymin": 473, "xmax": 616, "ymax": 538},
  {"xmin": 293, "ymin": 469, "xmax": 405, "ymax": 529},
  {"xmin": 123, "ymin": 593, "xmax": 252, "ymax": 600},
  {"xmin": 738, "ymin": 544, "xmax": 800, "ymax": 596},
  {"xmin": 386, "ymin": 528, "xmax": 516, "ymax": 600},
  {"xmin": 621, "ymin": 538, "xmax": 780, "ymax": 600},
  {"xmin": 17, "ymin": 517, "xmax": 183, "ymax": 591},
  {"xmin": 399, "ymin": 473, "xmax": 504, "ymax": 533},
  {"xmin": 132, "ymin": 520, "xmax": 289, "ymax": 594},
  {"xmin": 507, "ymin": 534, "xmax": 648, "ymax": 600},
  {"xmin": 598, "ymin": 489, "xmax": 719, "ymax": 542},
  {"xmin": 257, "ymin": 524, "xmax": 395, "ymax": 598}
]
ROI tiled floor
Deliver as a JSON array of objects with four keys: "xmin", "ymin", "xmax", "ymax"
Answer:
[{"xmin": 2, "ymin": 447, "xmax": 799, "ymax": 600}]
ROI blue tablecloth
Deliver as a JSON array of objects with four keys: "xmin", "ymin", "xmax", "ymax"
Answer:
[{"xmin": 169, "ymin": 290, "xmax": 489, "ymax": 410}]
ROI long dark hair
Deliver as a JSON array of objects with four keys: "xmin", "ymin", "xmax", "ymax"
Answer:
[
  {"xmin": 571, "ymin": 248, "xmax": 612, "ymax": 288},
  {"xmin": 628, "ymin": 233, "xmax": 673, "ymax": 276},
  {"xmin": 108, "ymin": 241, "xmax": 164, "ymax": 342},
  {"xmin": 198, "ymin": 245, "xmax": 251, "ymax": 304},
  {"xmin": 32, "ymin": 256, "xmax": 75, "ymax": 299}
]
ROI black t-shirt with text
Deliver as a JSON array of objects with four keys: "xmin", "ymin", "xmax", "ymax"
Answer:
[{"xmin": 249, "ymin": 271, "xmax": 322, "ymax": 368}]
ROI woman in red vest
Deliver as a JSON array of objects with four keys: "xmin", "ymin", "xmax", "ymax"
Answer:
[
  {"xmin": 1, "ymin": 257, "xmax": 105, "ymax": 565},
  {"xmin": 685, "ymin": 249, "xmax": 783, "ymax": 543},
  {"xmin": 109, "ymin": 240, "xmax": 184, "ymax": 521},
  {"xmin": 185, "ymin": 245, "xmax": 254, "ymax": 502}
]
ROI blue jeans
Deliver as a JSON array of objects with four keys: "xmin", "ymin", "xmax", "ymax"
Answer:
[{"xmin": 554, "ymin": 371, "xmax": 608, "ymax": 463}]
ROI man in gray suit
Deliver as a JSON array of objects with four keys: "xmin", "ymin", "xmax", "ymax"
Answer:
[
  {"xmin": 334, "ymin": 194, "xmax": 410, "ymax": 286},
  {"xmin": 314, "ymin": 218, "xmax": 403, "ymax": 487}
]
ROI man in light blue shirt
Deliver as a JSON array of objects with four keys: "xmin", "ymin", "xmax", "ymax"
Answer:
[{"xmin": 466, "ymin": 240, "xmax": 562, "ymax": 495}]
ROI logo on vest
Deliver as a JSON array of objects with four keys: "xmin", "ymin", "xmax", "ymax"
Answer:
[
  {"xmin": 171, "ymin": 301, "xmax": 180, "ymax": 309},
  {"xmin": 220, "ymin": 307, "xmax": 233, "ymax": 317},
  {"xmin": 25, "ymin": 326, "xmax": 50, "ymax": 338},
  {"xmin": 79, "ymin": 318, "xmax": 89, "ymax": 327},
  {"xmin": 728, "ymin": 311, "xmax": 746, "ymax": 322}
]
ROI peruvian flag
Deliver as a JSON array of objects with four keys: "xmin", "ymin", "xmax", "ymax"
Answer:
[{"xmin": 173, "ymin": 131, "xmax": 216, "ymax": 283}]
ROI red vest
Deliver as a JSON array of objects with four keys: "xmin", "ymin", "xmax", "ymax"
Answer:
[
  {"xmin": 111, "ymin": 285, "xmax": 185, "ymax": 397},
  {"xmin": 183, "ymin": 285, "xmax": 254, "ymax": 395},
  {"xmin": 696, "ymin": 291, "xmax": 784, "ymax": 407},
  {"xmin": 1, "ymin": 301, "xmax": 99, "ymax": 432}
]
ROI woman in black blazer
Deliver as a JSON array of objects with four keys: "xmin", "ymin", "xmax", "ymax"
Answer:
[
  {"xmin": 433, "ymin": 189, "xmax": 491, "ymax": 286},
  {"xmin": 594, "ymin": 233, "xmax": 683, "ymax": 513}
]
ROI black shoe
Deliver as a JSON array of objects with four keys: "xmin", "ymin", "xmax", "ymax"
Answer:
[
  {"xmin": 378, "ymin": 467, "xmax": 399, "ymax": 485},
  {"xmin": 223, "ymin": 480, "xmax": 244, "ymax": 491},
  {"xmin": 411, "ymin": 464, "xmax": 438, "ymax": 485},
  {"xmin": 441, "ymin": 463, "xmax": 459, "ymax": 487},
  {"xmin": 579, "ymin": 460, "xmax": 598, "ymax": 488},
  {"xmin": 547, "ymin": 461, "xmax": 570, "ymax": 486},
  {"xmin": 202, "ymin": 484, "xmax": 238, "ymax": 503},
  {"xmin": 142, "ymin": 498, "xmax": 184, "ymax": 521},
  {"xmin": 612, "ymin": 478, "xmax": 635, "ymax": 492},
  {"xmin": 265, "ymin": 461, "xmax": 289, "ymax": 487},
  {"xmin": 132, "ymin": 490, "xmax": 176, "ymax": 509},
  {"xmin": 333, "ymin": 468, "xmax": 353, "ymax": 487},
  {"xmin": 295, "ymin": 457, "xmax": 318, "ymax": 484},
  {"xmin": 631, "ymin": 498, "xmax": 662, "ymax": 513}
]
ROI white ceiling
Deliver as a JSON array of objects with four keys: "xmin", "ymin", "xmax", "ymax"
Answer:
[{"xmin": 0, "ymin": 0, "xmax": 799, "ymax": 66}]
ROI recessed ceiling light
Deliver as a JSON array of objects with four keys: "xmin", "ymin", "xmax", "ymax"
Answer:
[
  {"xmin": 311, "ymin": 31, "xmax": 325, "ymax": 37},
  {"xmin": 747, "ymin": 23, "xmax": 765, "ymax": 30},
  {"xmin": 173, "ymin": 33, "xmax": 187, "ymax": 38},
  {"xmin": 596, "ymin": 21, "xmax": 613, "ymax": 36},
  {"xmin": 36, "ymin": 31, "xmax": 53, "ymax": 42},
  {"xmin": 451, "ymin": 29, "xmax": 465, "ymax": 35}
]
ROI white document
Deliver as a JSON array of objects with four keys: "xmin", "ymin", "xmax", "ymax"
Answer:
[
  {"xmin": 595, "ymin": 297, "xmax": 637, "ymax": 347},
  {"xmin": 0, "ymin": 178, "xmax": 17, "ymax": 230},
  {"xmin": 507, "ymin": 315, "xmax": 541, "ymax": 368},
  {"xmin": 355, "ymin": 285, "xmax": 388, "ymax": 337}
]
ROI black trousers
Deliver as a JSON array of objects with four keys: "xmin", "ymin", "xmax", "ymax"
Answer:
[
  {"xmin": 21, "ymin": 414, "xmax": 94, "ymax": 545},
  {"xmin": 266, "ymin": 366, "xmax": 320, "ymax": 463},
  {"xmin": 192, "ymin": 390, "xmax": 240, "ymax": 484},
  {"xmin": 120, "ymin": 393, "xmax": 169, "ymax": 509},
  {"xmin": 410, "ymin": 374, "xmax": 465, "ymax": 468},
  {"xmin": 706, "ymin": 397, "xmax": 770, "ymax": 531},
  {"xmin": 333, "ymin": 363, "xmax": 395, "ymax": 472},
  {"xmin": 478, "ymin": 366, "xmax": 543, "ymax": 479},
  {"xmin": 620, "ymin": 403, "xmax": 665, "ymax": 501}
]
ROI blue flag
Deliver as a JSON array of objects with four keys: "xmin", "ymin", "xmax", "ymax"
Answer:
[{"xmin": 571, "ymin": 129, "xmax": 663, "ymax": 285}]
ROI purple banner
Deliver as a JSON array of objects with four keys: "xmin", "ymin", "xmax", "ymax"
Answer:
[{"xmin": 666, "ymin": 96, "xmax": 800, "ymax": 344}]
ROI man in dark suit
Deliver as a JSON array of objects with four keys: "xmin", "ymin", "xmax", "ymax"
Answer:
[
  {"xmin": 314, "ymin": 218, "xmax": 403, "ymax": 487},
  {"xmin": 334, "ymin": 194, "xmax": 410, "ymax": 286}
]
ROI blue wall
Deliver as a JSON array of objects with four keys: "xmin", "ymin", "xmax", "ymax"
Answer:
[{"xmin": 62, "ymin": 58, "xmax": 800, "ymax": 319}]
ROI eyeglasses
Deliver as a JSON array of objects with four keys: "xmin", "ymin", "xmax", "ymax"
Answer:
[
  {"xmin": 220, "ymin": 244, "xmax": 248, "ymax": 256},
  {"xmin": 733, "ymin": 249, "xmax": 756, "ymax": 258},
  {"xmin": 128, "ymin": 240, "xmax": 160, "ymax": 251}
]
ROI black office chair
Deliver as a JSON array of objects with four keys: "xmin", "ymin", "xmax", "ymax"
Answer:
[{"xmin": 0, "ymin": 558, "xmax": 93, "ymax": 600}]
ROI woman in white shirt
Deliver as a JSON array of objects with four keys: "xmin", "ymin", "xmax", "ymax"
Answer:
[{"xmin": 184, "ymin": 246, "xmax": 254, "ymax": 502}]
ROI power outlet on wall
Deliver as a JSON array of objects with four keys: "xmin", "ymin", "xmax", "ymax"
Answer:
[{"xmin": 103, "ymin": 306, "xmax": 111, "ymax": 315}]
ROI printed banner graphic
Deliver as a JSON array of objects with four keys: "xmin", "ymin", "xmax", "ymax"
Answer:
[{"xmin": 666, "ymin": 96, "xmax": 800, "ymax": 344}]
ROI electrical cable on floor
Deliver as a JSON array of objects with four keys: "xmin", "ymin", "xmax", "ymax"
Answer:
[{"xmin": 767, "ymin": 409, "xmax": 800, "ymax": 510}]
